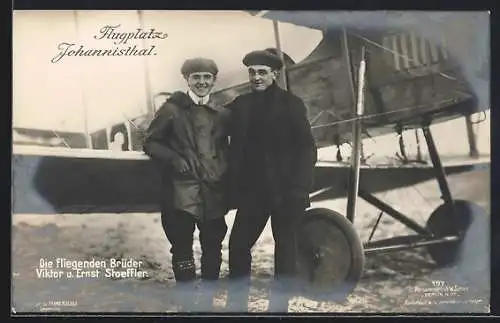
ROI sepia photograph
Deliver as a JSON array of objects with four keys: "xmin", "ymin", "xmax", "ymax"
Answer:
[{"xmin": 11, "ymin": 10, "xmax": 490, "ymax": 314}]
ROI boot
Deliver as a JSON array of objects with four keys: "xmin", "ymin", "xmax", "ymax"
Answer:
[
  {"xmin": 172, "ymin": 259, "xmax": 197, "ymax": 312},
  {"xmin": 172, "ymin": 259, "xmax": 196, "ymax": 282},
  {"xmin": 225, "ymin": 277, "xmax": 250, "ymax": 312},
  {"xmin": 200, "ymin": 258, "xmax": 222, "ymax": 281},
  {"xmin": 194, "ymin": 259, "xmax": 222, "ymax": 312},
  {"xmin": 193, "ymin": 280, "xmax": 217, "ymax": 312},
  {"xmin": 267, "ymin": 280, "xmax": 290, "ymax": 313}
]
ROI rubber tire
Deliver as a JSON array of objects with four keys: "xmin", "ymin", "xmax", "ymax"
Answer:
[
  {"xmin": 296, "ymin": 208, "xmax": 365, "ymax": 301},
  {"xmin": 426, "ymin": 199, "xmax": 488, "ymax": 267}
]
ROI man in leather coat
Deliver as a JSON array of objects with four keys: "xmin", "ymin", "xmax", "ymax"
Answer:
[
  {"xmin": 224, "ymin": 50, "xmax": 317, "ymax": 311},
  {"xmin": 142, "ymin": 58, "xmax": 229, "ymax": 309}
]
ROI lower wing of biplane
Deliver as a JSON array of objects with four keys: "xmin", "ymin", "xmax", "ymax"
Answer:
[{"xmin": 11, "ymin": 137, "xmax": 490, "ymax": 303}]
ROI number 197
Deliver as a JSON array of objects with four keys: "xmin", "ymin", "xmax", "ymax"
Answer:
[{"xmin": 432, "ymin": 280, "xmax": 445, "ymax": 287}]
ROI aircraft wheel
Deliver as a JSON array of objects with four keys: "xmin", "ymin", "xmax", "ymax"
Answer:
[
  {"xmin": 296, "ymin": 208, "xmax": 365, "ymax": 302},
  {"xmin": 426, "ymin": 199, "xmax": 488, "ymax": 267}
]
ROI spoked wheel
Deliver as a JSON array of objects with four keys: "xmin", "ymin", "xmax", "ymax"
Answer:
[
  {"xmin": 426, "ymin": 199, "xmax": 489, "ymax": 268},
  {"xmin": 296, "ymin": 208, "xmax": 365, "ymax": 302}
]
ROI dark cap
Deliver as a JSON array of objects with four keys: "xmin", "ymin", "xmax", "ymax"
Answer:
[
  {"xmin": 181, "ymin": 58, "xmax": 219, "ymax": 77},
  {"xmin": 242, "ymin": 49, "xmax": 283, "ymax": 70}
]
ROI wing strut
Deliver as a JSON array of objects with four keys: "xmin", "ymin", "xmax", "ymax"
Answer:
[
  {"xmin": 272, "ymin": 20, "xmax": 288, "ymax": 90},
  {"xmin": 346, "ymin": 46, "xmax": 367, "ymax": 223},
  {"xmin": 138, "ymin": 10, "xmax": 155, "ymax": 118},
  {"xmin": 73, "ymin": 10, "xmax": 92, "ymax": 149},
  {"xmin": 341, "ymin": 28, "xmax": 366, "ymax": 163}
]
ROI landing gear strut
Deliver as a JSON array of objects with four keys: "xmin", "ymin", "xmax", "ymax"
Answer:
[{"xmin": 296, "ymin": 120, "xmax": 488, "ymax": 301}]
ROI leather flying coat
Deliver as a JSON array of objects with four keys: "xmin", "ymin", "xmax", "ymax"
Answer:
[{"xmin": 143, "ymin": 91, "xmax": 229, "ymax": 221}]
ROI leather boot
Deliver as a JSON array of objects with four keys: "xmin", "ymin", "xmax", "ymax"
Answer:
[
  {"xmin": 196, "ymin": 258, "xmax": 221, "ymax": 312},
  {"xmin": 172, "ymin": 259, "xmax": 197, "ymax": 312},
  {"xmin": 172, "ymin": 259, "xmax": 196, "ymax": 282},
  {"xmin": 193, "ymin": 280, "xmax": 217, "ymax": 312},
  {"xmin": 200, "ymin": 258, "xmax": 222, "ymax": 281},
  {"xmin": 267, "ymin": 279, "xmax": 291, "ymax": 313},
  {"xmin": 225, "ymin": 277, "xmax": 250, "ymax": 312}
]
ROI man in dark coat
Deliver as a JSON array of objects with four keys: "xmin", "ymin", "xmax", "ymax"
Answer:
[
  {"xmin": 142, "ymin": 58, "xmax": 229, "ymax": 310},
  {"xmin": 224, "ymin": 50, "xmax": 317, "ymax": 311}
]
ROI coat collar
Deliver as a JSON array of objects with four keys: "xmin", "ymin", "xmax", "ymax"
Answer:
[
  {"xmin": 167, "ymin": 91, "xmax": 223, "ymax": 113},
  {"xmin": 187, "ymin": 90, "xmax": 210, "ymax": 105},
  {"xmin": 247, "ymin": 82, "xmax": 286, "ymax": 122},
  {"xmin": 234, "ymin": 82, "xmax": 288, "ymax": 138}
]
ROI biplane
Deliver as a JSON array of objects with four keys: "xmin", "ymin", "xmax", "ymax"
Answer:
[
  {"xmin": 248, "ymin": 10, "xmax": 490, "ymax": 300},
  {"xmin": 12, "ymin": 11, "xmax": 490, "ymax": 301}
]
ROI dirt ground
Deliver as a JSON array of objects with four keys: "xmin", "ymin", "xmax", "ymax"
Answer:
[{"xmin": 11, "ymin": 167, "xmax": 490, "ymax": 314}]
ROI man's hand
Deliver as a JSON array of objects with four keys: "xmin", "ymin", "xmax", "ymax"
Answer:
[{"xmin": 172, "ymin": 156, "xmax": 190, "ymax": 173}]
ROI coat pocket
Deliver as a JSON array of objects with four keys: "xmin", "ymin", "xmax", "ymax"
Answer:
[
  {"xmin": 172, "ymin": 179, "xmax": 202, "ymax": 214},
  {"xmin": 201, "ymin": 180, "xmax": 229, "ymax": 217}
]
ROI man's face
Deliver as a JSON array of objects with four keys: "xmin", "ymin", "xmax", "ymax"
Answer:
[
  {"xmin": 186, "ymin": 72, "xmax": 216, "ymax": 97},
  {"xmin": 248, "ymin": 65, "xmax": 277, "ymax": 91}
]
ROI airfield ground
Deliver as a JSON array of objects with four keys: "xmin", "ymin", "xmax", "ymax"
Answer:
[{"xmin": 12, "ymin": 165, "xmax": 490, "ymax": 314}]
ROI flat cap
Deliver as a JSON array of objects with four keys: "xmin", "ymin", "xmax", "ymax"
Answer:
[
  {"xmin": 242, "ymin": 49, "xmax": 283, "ymax": 70},
  {"xmin": 181, "ymin": 58, "xmax": 219, "ymax": 77}
]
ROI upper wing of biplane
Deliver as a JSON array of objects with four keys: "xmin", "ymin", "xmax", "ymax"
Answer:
[{"xmin": 237, "ymin": 11, "xmax": 490, "ymax": 148}]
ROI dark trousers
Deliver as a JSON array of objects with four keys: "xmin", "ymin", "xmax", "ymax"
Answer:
[
  {"xmin": 226, "ymin": 195, "xmax": 303, "ymax": 311},
  {"xmin": 161, "ymin": 209, "xmax": 227, "ymax": 282}
]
